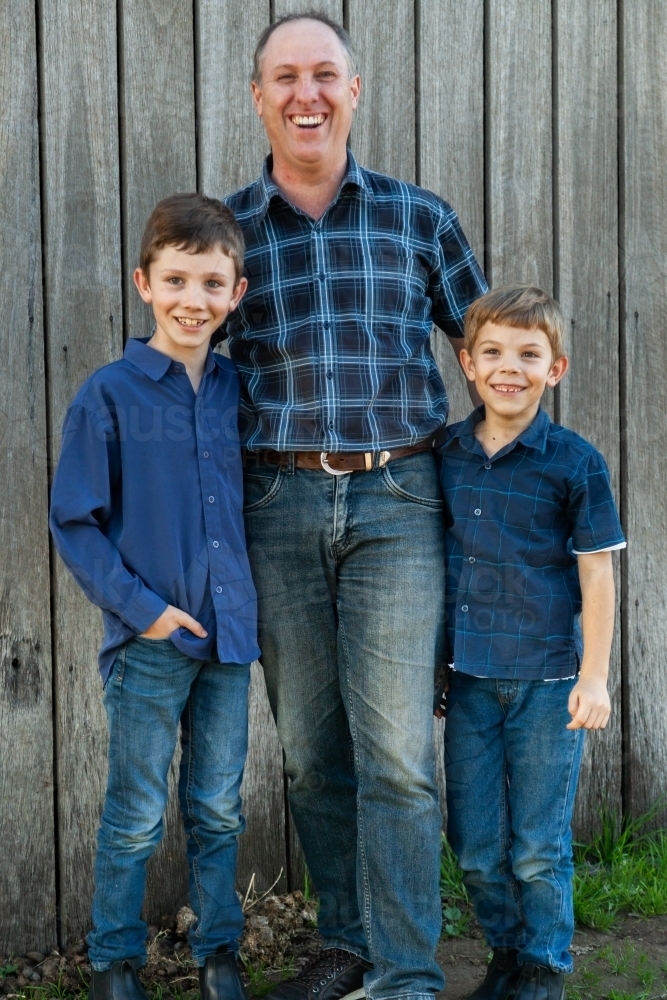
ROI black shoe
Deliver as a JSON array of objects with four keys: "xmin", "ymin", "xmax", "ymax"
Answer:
[
  {"xmin": 513, "ymin": 964, "xmax": 565, "ymax": 1000},
  {"xmin": 200, "ymin": 948, "xmax": 249, "ymax": 1000},
  {"xmin": 89, "ymin": 961, "xmax": 148, "ymax": 1000},
  {"xmin": 266, "ymin": 948, "xmax": 373, "ymax": 1000},
  {"xmin": 467, "ymin": 948, "xmax": 521, "ymax": 1000}
]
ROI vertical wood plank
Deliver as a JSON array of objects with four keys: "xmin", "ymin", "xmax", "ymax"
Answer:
[
  {"xmin": 40, "ymin": 0, "xmax": 123, "ymax": 945},
  {"xmin": 487, "ymin": 0, "xmax": 552, "ymax": 291},
  {"xmin": 197, "ymin": 0, "xmax": 288, "ymax": 893},
  {"xmin": 274, "ymin": 0, "xmax": 343, "ymax": 19},
  {"xmin": 556, "ymin": 0, "xmax": 622, "ymax": 837},
  {"xmin": 0, "ymin": 0, "xmax": 56, "ymax": 957},
  {"xmin": 347, "ymin": 0, "xmax": 415, "ymax": 182},
  {"xmin": 119, "ymin": 0, "xmax": 197, "ymax": 920},
  {"xmin": 120, "ymin": 0, "xmax": 197, "ymax": 341},
  {"xmin": 621, "ymin": 0, "xmax": 667, "ymax": 818},
  {"xmin": 197, "ymin": 0, "xmax": 270, "ymax": 198},
  {"xmin": 419, "ymin": 0, "xmax": 484, "ymax": 425}
]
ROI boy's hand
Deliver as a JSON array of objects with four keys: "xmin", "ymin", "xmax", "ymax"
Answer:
[
  {"xmin": 141, "ymin": 605, "xmax": 208, "ymax": 639},
  {"xmin": 567, "ymin": 674, "xmax": 611, "ymax": 730}
]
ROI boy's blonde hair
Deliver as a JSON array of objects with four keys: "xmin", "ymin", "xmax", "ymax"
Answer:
[{"xmin": 464, "ymin": 284, "xmax": 566, "ymax": 361}]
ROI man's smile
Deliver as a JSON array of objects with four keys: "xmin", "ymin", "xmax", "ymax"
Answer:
[{"xmin": 289, "ymin": 113, "xmax": 327, "ymax": 128}]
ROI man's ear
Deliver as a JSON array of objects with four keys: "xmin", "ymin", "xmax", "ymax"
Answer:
[
  {"xmin": 547, "ymin": 354, "xmax": 569, "ymax": 387},
  {"xmin": 251, "ymin": 80, "xmax": 263, "ymax": 117},
  {"xmin": 350, "ymin": 74, "xmax": 361, "ymax": 111},
  {"xmin": 133, "ymin": 267, "xmax": 153, "ymax": 304}
]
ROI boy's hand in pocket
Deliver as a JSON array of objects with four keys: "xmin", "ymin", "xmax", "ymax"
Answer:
[{"xmin": 141, "ymin": 605, "xmax": 207, "ymax": 639}]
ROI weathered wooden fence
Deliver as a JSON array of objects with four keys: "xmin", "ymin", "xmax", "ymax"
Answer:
[{"xmin": 1, "ymin": 0, "xmax": 666, "ymax": 959}]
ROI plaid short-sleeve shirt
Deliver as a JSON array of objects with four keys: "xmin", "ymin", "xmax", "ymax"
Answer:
[
  {"xmin": 437, "ymin": 406, "xmax": 626, "ymax": 680},
  {"xmin": 224, "ymin": 152, "xmax": 487, "ymax": 451}
]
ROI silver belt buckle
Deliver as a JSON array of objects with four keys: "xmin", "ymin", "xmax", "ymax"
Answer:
[{"xmin": 320, "ymin": 452, "xmax": 351, "ymax": 475}]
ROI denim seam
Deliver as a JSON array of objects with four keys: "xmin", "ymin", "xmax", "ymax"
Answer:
[
  {"xmin": 337, "ymin": 616, "xmax": 375, "ymax": 967},
  {"xmin": 380, "ymin": 465, "xmax": 443, "ymax": 509},
  {"xmin": 185, "ymin": 695, "xmax": 207, "ymax": 947},
  {"xmin": 499, "ymin": 748, "xmax": 524, "ymax": 932},
  {"xmin": 544, "ymin": 727, "xmax": 582, "ymax": 971}
]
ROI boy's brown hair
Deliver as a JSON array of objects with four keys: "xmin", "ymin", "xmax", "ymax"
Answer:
[
  {"xmin": 139, "ymin": 193, "xmax": 245, "ymax": 283},
  {"xmin": 464, "ymin": 284, "xmax": 566, "ymax": 361}
]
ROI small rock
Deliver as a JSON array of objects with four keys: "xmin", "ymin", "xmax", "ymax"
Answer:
[
  {"xmin": 175, "ymin": 906, "xmax": 196, "ymax": 938},
  {"xmin": 73, "ymin": 954, "xmax": 88, "ymax": 965},
  {"xmin": 17, "ymin": 974, "xmax": 29, "ymax": 987},
  {"xmin": 29, "ymin": 970, "xmax": 42, "ymax": 983},
  {"xmin": 22, "ymin": 967, "xmax": 35, "ymax": 978},
  {"xmin": 40, "ymin": 959, "xmax": 59, "ymax": 982},
  {"xmin": 26, "ymin": 952, "xmax": 45, "ymax": 964}
]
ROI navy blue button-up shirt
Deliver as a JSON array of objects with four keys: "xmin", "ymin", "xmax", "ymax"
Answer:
[
  {"xmin": 49, "ymin": 338, "xmax": 260, "ymax": 684},
  {"xmin": 224, "ymin": 152, "xmax": 487, "ymax": 451},
  {"xmin": 437, "ymin": 407, "xmax": 625, "ymax": 680}
]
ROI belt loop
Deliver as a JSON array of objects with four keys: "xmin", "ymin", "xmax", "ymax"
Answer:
[{"xmin": 287, "ymin": 451, "xmax": 295, "ymax": 475}]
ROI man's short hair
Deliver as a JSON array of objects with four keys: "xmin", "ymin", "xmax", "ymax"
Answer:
[
  {"xmin": 464, "ymin": 284, "xmax": 566, "ymax": 361},
  {"xmin": 252, "ymin": 11, "xmax": 357, "ymax": 85},
  {"xmin": 139, "ymin": 193, "xmax": 245, "ymax": 283}
]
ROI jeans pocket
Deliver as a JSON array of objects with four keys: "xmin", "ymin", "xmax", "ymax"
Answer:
[
  {"xmin": 381, "ymin": 452, "xmax": 444, "ymax": 509},
  {"xmin": 243, "ymin": 464, "xmax": 285, "ymax": 512}
]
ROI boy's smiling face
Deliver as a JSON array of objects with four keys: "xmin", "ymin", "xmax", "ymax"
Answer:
[
  {"xmin": 461, "ymin": 322, "xmax": 569, "ymax": 419},
  {"xmin": 133, "ymin": 244, "xmax": 247, "ymax": 354}
]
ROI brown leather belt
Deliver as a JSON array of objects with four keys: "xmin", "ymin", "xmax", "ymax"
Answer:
[{"xmin": 253, "ymin": 439, "xmax": 433, "ymax": 474}]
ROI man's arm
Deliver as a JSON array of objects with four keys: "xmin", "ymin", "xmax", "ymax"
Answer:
[
  {"xmin": 567, "ymin": 550, "xmax": 615, "ymax": 730},
  {"xmin": 446, "ymin": 334, "xmax": 482, "ymax": 407}
]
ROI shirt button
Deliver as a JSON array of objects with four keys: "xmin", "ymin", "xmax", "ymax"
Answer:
[
  {"xmin": 328, "ymin": 421, "xmax": 334, "ymax": 429},
  {"xmin": 216, "ymin": 586, "xmax": 223, "ymax": 594},
  {"xmin": 203, "ymin": 451, "xmax": 209, "ymax": 458},
  {"xmin": 173, "ymin": 365, "xmax": 182, "ymax": 373},
  {"xmin": 484, "ymin": 463, "xmax": 491, "ymax": 470},
  {"xmin": 212, "ymin": 541, "xmax": 219, "ymax": 548},
  {"xmin": 462, "ymin": 605, "xmax": 469, "ymax": 613},
  {"xmin": 208, "ymin": 496, "xmax": 215, "ymax": 503},
  {"xmin": 318, "ymin": 272, "xmax": 326, "ymax": 281},
  {"xmin": 469, "ymin": 556, "xmax": 476, "ymax": 563},
  {"xmin": 474, "ymin": 508, "xmax": 481, "ymax": 516},
  {"xmin": 323, "ymin": 321, "xmax": 330, "ymax": 329},
  {"xmin": 326, "ymin": 371, "xmax": 333, "ymax": 380}
]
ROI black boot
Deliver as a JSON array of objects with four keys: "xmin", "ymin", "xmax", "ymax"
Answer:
[
  {"xmin": 266, "ymin": 948, "xmax": 372, "ymax": 1000},
  {"xmin": 200, "ymin": 947, "xmax": 249, "ymax": 1000},
  {"xmin": 89, "ymin": 961, "xmax": 148, "ymax": 1000},
  {"xmin": 513, "ymin": 964, "xmax": 565, "ymax": 1000},
  {"xmin": 467, "ymin": 948, "xmax": 521, "ymax": 1000}
]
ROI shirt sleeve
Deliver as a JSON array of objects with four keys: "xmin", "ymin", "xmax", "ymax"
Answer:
[
  {"xmin": 567, "ymin": 448, "xmax": 626, "ymax": 554},
  {"xmin": 49, "ymin": 403, "xmax": 168, "ymax": 632},
  {"xmin": 429, "ymin": 203, "xmax": 488, "ymax": 338}
]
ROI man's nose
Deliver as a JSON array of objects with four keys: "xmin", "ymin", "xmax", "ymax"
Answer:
[{"xmin": 293, "ymin": 73, "xmax": 319, "ymax": 104}]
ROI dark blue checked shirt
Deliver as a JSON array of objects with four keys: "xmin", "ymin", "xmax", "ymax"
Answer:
[
  {"xmin": 49, "ymin": 338, "xmax": 260, "ymax": 684},
  {"xmin": 437, "ymin": 406, "xmax": 625, "ymax": 680},
  {"xmin": 224, "ymin": 152, "xmax": 487, "ymax": 451}
]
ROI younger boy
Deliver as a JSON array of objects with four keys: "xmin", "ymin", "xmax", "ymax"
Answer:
[
  {"xmin": 438, "ymin": 285, "xmax": 625, "ymax": 1000},
  {"xmin": 50, "ymin": 194, "xmax": 260, "ymax": 1000}
]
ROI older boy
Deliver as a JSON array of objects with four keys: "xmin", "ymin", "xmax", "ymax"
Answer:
[
  {"xmin": 50, "ymin": 194, "xmax": 259, "ymax": 1000},
  {"xmin": 438, "ymin": 285, "xmax": 625, "ymax": 1000}
]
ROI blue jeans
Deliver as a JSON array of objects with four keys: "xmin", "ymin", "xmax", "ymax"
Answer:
[
  {"xmin": 444, "ymin": 672, "xmax": 585, "ymax": 972},
  {"xmin": 243, "ymin": 451, "xmax": 446, "ymax": 1000},
  {"xmin": 88, "ymin": 637, "xmax": 250, "ymax": 971}
]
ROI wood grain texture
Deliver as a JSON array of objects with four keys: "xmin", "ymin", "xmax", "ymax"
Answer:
[
  {"xmin": 419, "ymin": 0, "xmax": 484, "ymax": 425},
  {"xmin": 237, "ymin": 662, "xmax": 288, "ymax": 893},
  {"xmin": 40, "ymin": 0, "xmax": 123, "ymax": 945},
  {"xmin": 120, "ymin": 0, "xmax": 197, "ymax": 341},
  {"xmin": 487, "ymin": 0, "xmax": 552, "ymax": 290},
  {"xmin": 0, "ymin": 0, "xmax": 56, "ymax": 957},
  {"xmin": 274, "ymin": 0, "xmax": 343, "ymax": 19},
  {"xmin": 347, "ymin": 0, "xmax": 415, "ymax": 182},
  {"xmin": 556, "ymin": 0, "xmax": 621, "ymax": 838},
  {"xmin": 197, "ymin": 0, "xmax": 271, "ymax": 198},
  {"xmin": 621, "ymin": 0, "xmax": 667, "ymax": 817}
]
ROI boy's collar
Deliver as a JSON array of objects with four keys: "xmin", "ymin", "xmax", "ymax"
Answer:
[
  {"xmin": 124, "ymin": 337, "xmax": 216, "ymax": 381},
  {"xmin": 452, "ymin": 404, "xmax": 551, "ymax": 457},
  {"xmin": 252, "ymin": 149, "xmax": 374, "ymax": 220}
]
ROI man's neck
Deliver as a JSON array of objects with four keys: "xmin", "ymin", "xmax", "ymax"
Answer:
[{"xmin": 270, "ymin": 149, "xmax": 349, "ymax": 220}]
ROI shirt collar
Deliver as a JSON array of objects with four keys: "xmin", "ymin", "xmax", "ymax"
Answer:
[
  {"xmin": 451, "ymin": 405, "xmax": 551, "ymax": 458},
  {"xmin": 252, "ymin": 148, "xmax": 374, "ymax": 221},
  {"xmin": 124, "ymin": 337, "xmax": 217, "ymax": 381}
]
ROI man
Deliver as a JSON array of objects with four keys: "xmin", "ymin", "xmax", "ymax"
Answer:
[{"xmin": 224, "ymin": 13, "xmax": 487, "ymax": 1000}]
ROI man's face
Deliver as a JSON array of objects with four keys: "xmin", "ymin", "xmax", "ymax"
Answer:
[{"xmin": 252, "ymin": 19, "xmax": 361, "ymax": 171}]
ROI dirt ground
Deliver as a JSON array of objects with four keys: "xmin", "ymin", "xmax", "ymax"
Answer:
[{"xmin": 436, "ymin": 915, "xmax": 667, "ymax": 1000}]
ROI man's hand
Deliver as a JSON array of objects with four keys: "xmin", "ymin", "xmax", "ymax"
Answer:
[
  {"xmin": 141, "ymin": 605, "xmax": 208, "ymax": 639},
  {"xmin": 567, "ymin": 674, "xmax": 611, "ymax": 730}
]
